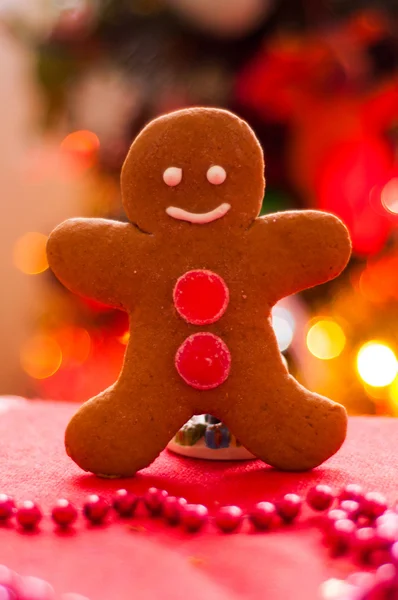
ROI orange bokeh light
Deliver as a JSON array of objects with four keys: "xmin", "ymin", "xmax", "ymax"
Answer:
[
  {"xmin": 118, "ymin": 331, "xmax": 130, "ymax": 345},
  {"xmin": 60, "ymin": 130, "xmax": 100, "ymax": 167},
  {"xmin": 54, "ymin": 326, "xmax": 91, "ymax": 366},
  {"xmin": 21, "ymin": 335, "xmax": 62, "ymax": 380},
  {"xmin": 14, "ymin": 232, "xmax": 49, "ymax": 275}
]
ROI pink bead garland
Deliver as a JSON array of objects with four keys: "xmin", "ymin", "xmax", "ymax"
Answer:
[{"xmin": 0, "ymin": 483, "xmax": 395, "ymax": 600}]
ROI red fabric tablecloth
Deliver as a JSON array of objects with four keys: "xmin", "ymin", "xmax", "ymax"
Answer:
[{"xmin": 0, "ymin": 398, "xmax": 397, "ymax": 600}]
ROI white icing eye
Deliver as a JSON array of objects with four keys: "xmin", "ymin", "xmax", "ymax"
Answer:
[
  {"xmin": 163, "ymin": 167, "xmax": 182, "ymax": 187},
  {"xmin": 207, "ymin": 165, "xmax": 226, "ymax": 185}
]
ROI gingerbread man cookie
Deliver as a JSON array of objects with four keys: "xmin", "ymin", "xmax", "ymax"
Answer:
[{"xmin": 47, "ymin": 108, "xmax": 351, "ymax": 477}]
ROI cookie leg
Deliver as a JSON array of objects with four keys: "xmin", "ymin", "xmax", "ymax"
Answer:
[
  {"xmin": 221, "ymin": 375, "xmax": 347, "ymax": 471},
  {"xmin": 65, "ymin": 385, "xmax": 192, "ymax": 477}
]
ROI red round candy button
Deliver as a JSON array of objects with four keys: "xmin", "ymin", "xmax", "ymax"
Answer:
[
  {"xmin": 175, "ymin": 332, "xmax": 231, "ymax": 390},
  {"xmin": 173, "ymin": 270, "xmax": 229, "ymax": 325}
]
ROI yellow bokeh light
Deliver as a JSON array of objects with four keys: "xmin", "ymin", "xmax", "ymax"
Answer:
[
  {"xmin": 306, "ymin": 319, "xmax": 346, "ymax": 360},
  {"xmin": 21, "ymin": 335, "xmax": 62, "ymax": 380},
  {"xmin": 389, "ymin": 377, "xmax": 398, "ymax": 416},
  {"xmin": 356, "ymin": 342, "xmax": 397, "ymax": 387},
  {"xmin": 14, "ymin": 232, "xmax": 49, "ymax": 275},
  {"xmin": 118, "ymin": 331, "xmax": 130, "ymax": 345}
]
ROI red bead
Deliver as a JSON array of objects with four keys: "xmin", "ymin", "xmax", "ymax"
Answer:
[
  {"xmin": 175, "ymin": 333, "xmax": 231, "ymax": 390},
  {"xmin": 0, "ymin": 586, "xmax": 16, "ymax": 600},
  {"xmin": 51, "ymin": 499, "xmax": 78, "ymax": 528},
  {"xmin": 340, "ymin": 500, "xmax": 361, "ymax": 521},
  {"xmin": 16, "ymin": 501, "xmax": 42, "ymax": 530},
  {"xmin": 113, "ymin": 489, "xmax": 139, "ymax": 518},
  {"xmin": 181, "ymin": 504, "xmax": 208, "ymax": 532},
  {"xmin": 83, "ymin": 494, "xmax": 110, "ymax": 524},
  {"xmin": 18, "ymin": 576, "xmax": 55, "ymax": 600},
  {"xmin": 327, "ymin": 518, "xmax": 356, "ymax": 554},
  {"xmin": 277, "ymin": 494, "xmax": 302, "ymax": 523},
  {"xmin": 0, "ymin": 566, "xmax": 22, "ymax": 594},
  {"xmin": 215, "ymin": 506, "xmax": 244, "ymax": 533},
  {"xmin": 249, "ymin": 501, "xmax": 277, "ymax": 531},
  {"xmin": 143, "ymin": 488, "xmax": 168, "ymax": 516},
  {"xmin": 361, "ymin": 492, "xmax": 388, "ymax": 520},
  {"xmin": 0, "ymin": 495, "xmax": 15, "ymax": 521},
  {"xmin": 163, "ymin": 496, "xmax": 187, "ymax": 525},
  {"xmin": 376, "ymin": 521, "xmax": 398, "ymax": 549},
  {"xmin": 354, "ymin": 527, "xmax": 380, "ymax": 563},
  {"xmin": 307, "ymin": 485, "xmax": 335, "ymax": 511},
  {"xmin": 340, "ymin": 483, "xmax": 364, "ymax": 503},
  {"xmin": 369, "ymin": 563, "xmax": 398, "ymax": 598},
  {"xmin": 346, "ymin": 571, "xmax": 375, "ymax": 589},
  {"xmin": 324, "ymin": 508, "xmax": 349, "ymax": 531},
  {"xmin": 391, "ymin": 541, "xmax": 398, "ymax": 566},
  {"xmin": 173, "ymin": 270, "xmax": 229, "ymax": 325}
]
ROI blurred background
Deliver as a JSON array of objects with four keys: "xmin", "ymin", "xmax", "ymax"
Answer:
[{"xmin": 1, "ymin": 0, "xmax": 398, "ymax": 417}]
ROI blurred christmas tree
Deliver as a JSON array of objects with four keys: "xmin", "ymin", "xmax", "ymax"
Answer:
[{"xmin": 6, "ymin": 0, "xmax": 398, "ymax": 415}]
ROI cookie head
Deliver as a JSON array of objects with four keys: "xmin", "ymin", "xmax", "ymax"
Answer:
[{"xmin": 121, "ymin": 108, "xmax": 265, "ymax": 234}]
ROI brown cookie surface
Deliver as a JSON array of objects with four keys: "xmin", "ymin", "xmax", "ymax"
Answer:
[{"xmin": 47, "ymin": 108, "xmax": 351, "ymax": 477}]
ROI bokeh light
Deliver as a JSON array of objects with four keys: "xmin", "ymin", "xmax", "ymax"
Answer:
[
  {"xmin": 60, "ymin": 130, "xmax": 100, "ymax": 167},
  {"xmin": 20, "ymin": 335, "xmax": 62, "ymax": 379},
  {"xmin": 388, "ymin": 377, "xmax": 398, "ymax": 416},
  {"xmin": 54, "ymin": 326, "xmax": 91, "ymax": 366},
  {"xmin": 271, "ymin": 307, "xmax": 295, "ymax": 352},
  {"xmin": 381, "ymin": 178, "xmax": 398, "ymax": 214},
  {"xmin": 306, "ymin": 319, "xmax": 346, "ymax": 360},
  {"xmin": 118, "ymin": 331, "xmax": 130, "ymax": 345},
  {"xmin": 356, "ymin": 342, "xmax": 397, "ymax": 387},
  {"xmin": 14, "ymin": 232, "xmax": 48, "ymax": 275}
]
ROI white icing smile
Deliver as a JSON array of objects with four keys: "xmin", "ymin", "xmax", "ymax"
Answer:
[{"xmin": 166, "ymin": 203, "xmax": 231, "ymax": 224}]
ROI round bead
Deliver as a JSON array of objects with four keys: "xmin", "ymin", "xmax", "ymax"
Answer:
[
  {"xmin": 51, "ymin": 499, "xmax": 78, "ymax": 528},
  {"xmin": 361, "ymin": 492, "xmax": 388, "ymax": 520},
  {"xmin": 339, "ymin": 483, "xmax": 364, "ymax": 503},
  {"xmin": 143, "ymin": 488, "xmax": 168, "ymax": 517},
  {"xmin": 0, "ymin": 586, "xmax": 16, "ymax": 600},
  {"xmin": 175, "ymin": 332, "xmax": 231, "ymax": 390},
  {"xmin": 371, "ymin": 563, "xmax": 398, "ymax": 597},
  {"xmin": 277, "ymin": 494, "xmax": 302, "ymax": 523},
  {"xmin": 173, "ymin": 270, "xmax": 229, "ymax": 326},
  {"xmin": 206, "ymin": 165, "xmax": 226, "ymax": 185},
  {"xmin": 16, "ymin": 501, "xmax": 42, "ymax": 530},
  {"xmin": 215, "ymin": 506, "xmax": 244, "ymax": 533},
  {"xmin": 307, "ymin": 485, "xmax": 335, "ymax": 511},
  {"xmin": 83, "ymin": 495, "xmax": 110, "ymax": 524},
  {"xmin": 353, "ymin": 527, "xmax": 380, "ymax": 563},
  {"xmin": 181, "ymin": 504, "xmax": 208, "ymax": 532},
  {"xmin": 0, "ymin": 495, "xmax": 15, "ymax": 521},
  {"xmin": 327, "ymin": 519, "xmax": 356, "ymax": 555},
  {"xmin": 19, "ymin": 576, "xmax": 55, "ymax": 600},
  {"xmin": 163, "ymin": 496, "xmax": 187, "ymax": 525},
  {"xmin": 391, "ymin": 541, "xmax": 398, "ymax": 566},
  {"xmin": 324, "ymin": 509, "xmax": 349, "ymax": 532},
  {"xmin": 339, "ymin": 500, "xmax": 361, "ymax": 521},
  {"xmin": 376, "ymin": 520, "xmax": 398, "ymax": 549},
  {"xmin": 163, "ymin": 167, "xmax": 182, "ymax": 187},
  {"xmin": 113, "ymin": 489, "xmax": 139, "ymax": 518},
  {"xmin": 0, "ymin": 566, "xmax": 22, "ymax": 594},
  {"xmin": 249, "ymin": 502, "xmax": 276, "ymax": 531}
]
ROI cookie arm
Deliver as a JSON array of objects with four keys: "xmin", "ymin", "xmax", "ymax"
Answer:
[
  {"xmin": 47, "ymin": 218, "xmax": 141, "ymax": 309},
  {"xmin": 251, "ymin": 211, "xmax": 351, "ymax": 304}
]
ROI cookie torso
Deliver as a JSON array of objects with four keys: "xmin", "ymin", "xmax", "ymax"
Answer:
[{"xmin": 117, "ymin": 225, "xmax": 283, "ymax": 416}]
